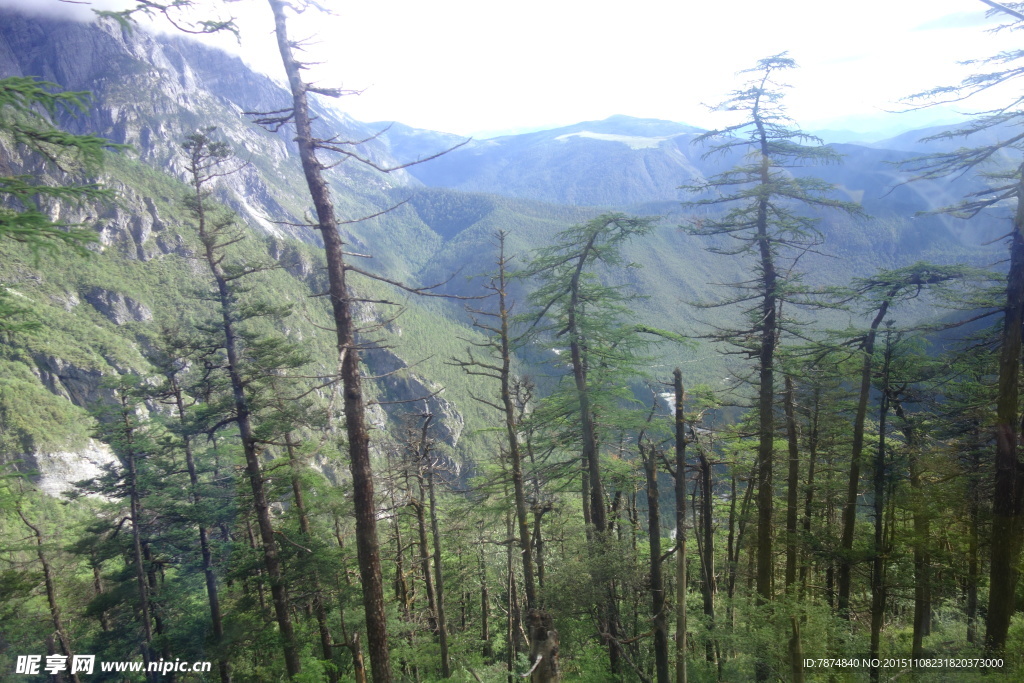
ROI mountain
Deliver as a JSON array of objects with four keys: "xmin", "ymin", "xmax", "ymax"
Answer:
[
  {"xmin": 399, "ymin": 113, "xmax": 997, "ymax": 236},
  {"xmin": 396, "ymin": 115, "xmax": 710, "ymax": 206},
  {"xmin": 0, "ymin": 9, "xmax": 1007, "ymax": 493},
  {"xmin": 0, "ymin": 9, "xmax": 491, "ymax": 491}
]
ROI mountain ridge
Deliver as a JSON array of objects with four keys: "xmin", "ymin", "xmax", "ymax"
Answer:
[{"xmin": 0, "ymin": 9, "xmax": 1006, "ymax": 493}]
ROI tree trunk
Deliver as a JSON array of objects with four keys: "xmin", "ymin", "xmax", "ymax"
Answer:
[
  {"xmin": 285, "ymin": 431, "xmax": 338, "ymax": 683},
  {"xmin": 167, "ymin": 373, "xmax": 230, "ymax": 683},
  {"xmin": 784, "ymin": 375, "xmax": 800, "ymax": 590},
  {"xmin": 528, "ymin": 610, "xmax": 561, "ymax": 682},
  {"xmin": 479, "ymin": 528, "xmax": 493, "ymax": 660},
  {"xmin": 493, "ymin": 236, "xmax": 539, "ymax": 610},
  {"xmin": 788, "ymin": 617, "xmax": 804, "ymax": 683},
  {"xmin": 426, "ymin": 457, "xmax": 451, "ymax": 677},
  {"xmin": 987, "ymin": 166, "xmax": 1024, "ymax": 652},
  {"xmin": 869, "ymin": 335, "xmax": 893, "ymax": 683},
  {"xmin": 967, "ymin": 444, "xmax": 981, "ymax": 645},
  {"xmin": 697, "ymin": 450, "xmax": 718, "ymax": 669},
  {"xmin": 118, "ymin": 399, "xmax": 158, "ymax": 682},
  {"xmin": 673, "ymin": 369, "xmax": 688, "ymax": 683},
  {"xmin": 187, "ymin": 134, "xmax": 300, "ymax": 677},
  {"xmin": 799, "ymin": 387, "xmax": 820, "ymax": 596},
  {"xmin": 839, "ymin": 294, "xmax": 894, "ymax": 618},
  {"xmin": 643, "ymin": 442, "xmax": 670, "ymax": 683},
  {"xmin": 18, "ymin": 510, "xmax": 82, "ymax": 683},
  {"xmin": 412, "ymin": 490, "xmax": 438, "ymax": 633},
  {"xmin": 753, "ymin": 116, "xmax": 778, "ymax": 625},
  {"xmin": 267, "ymin": 2, "xmax": 391, "ymax": 677},
  {"xmin": 893, "ymin": 397, "xmax": 930, "ymax": 660}
]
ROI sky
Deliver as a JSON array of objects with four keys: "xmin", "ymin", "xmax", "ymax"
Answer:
[{"xmin": 2, "ymin": 0, "xmax": 1020, "ymax": 138}]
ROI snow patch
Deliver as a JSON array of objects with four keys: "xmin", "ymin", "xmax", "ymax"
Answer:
[{"xmin": 554, "ymin": 131, "xmax": 670, "ymax": 150}]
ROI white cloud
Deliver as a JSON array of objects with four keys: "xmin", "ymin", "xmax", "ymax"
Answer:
[{"xmin": 0, "ymin": 0, "xmax": 1016, "ymax": 137}]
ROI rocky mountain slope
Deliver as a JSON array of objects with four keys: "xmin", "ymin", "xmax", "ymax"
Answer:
[{"xmin": 0, "ymin": 9, "xmax": 483, "ymax": 492}]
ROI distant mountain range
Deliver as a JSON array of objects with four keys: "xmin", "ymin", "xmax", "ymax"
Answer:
[{"xmin": 0, "ymin": 7, "xmax": 1012, "ymax": 484}]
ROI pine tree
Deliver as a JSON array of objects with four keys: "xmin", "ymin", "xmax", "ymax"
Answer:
[
  {"xmin": 180, "ymin": 128, "xmax": 303, "ymax": 677},
  {"xmin": 523, "ymin": 212, "xmax": 655, "ymax": 674},
  {"xmin": 898, "ymin": 5, "xmax": 1024, "ymax": 649},
  {"xmin": 0, "ymin": 77, "xmax": 117, "ymax": 331},
  {"xmin": 683, "ymin": 50, "xmax": 859, "ymax": 615},
  {"xmin": 682, "ymin": 53, "xmax": 860, "ymax": 680}
]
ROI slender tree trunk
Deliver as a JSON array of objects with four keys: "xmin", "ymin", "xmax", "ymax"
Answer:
[
  {"xmin": 118, "ymin": 400, "xmax": 157, "ymax": 682},
  {"xmin": 839, "ymin": 294, "xmax": 894, "ymax": 618},
  {"xmin": 789, "ymin": 617, "xmax": 805, "ymax": 683},
  {"xmin": 284, "ymin": 431, "xmax": 338, "ymax": 683},
  {"xmin": 412, "ymin": 491, "xmax": 438, "ymax": 633},
  {"xmin": 168, "ymin": 374, "xmax": 230, "ymax": 683},
  {"xmin": 479, "ymin": 528, "xmax": 493, "ymax": 660},
  {"xmin": 799, "ymin": 387, "xmax": 820, "ymax": 596},
  {"xmin": 492, "ymin": 236, "xmax": 539, "ymax": 610},
  {"xmin": 750, "ymin": 106, "xmax": 781, "ymax": 682},
  {"xmin": 188, "ymin": 141, "xmax": 300, "ymax": 678},
  {"xmin": 426, "ymin": 458, "xmax": 452, "ymax": 677},
  {"xmin": 893, "ymin": 398, "xmax": 930, "ymax": 660},
  {"xmin": 506, "ymin": 511, "xmax": 521, "ymax": 683},
  {"xmin": 18, "ymin": 510, "xmax": 82, "ymax": 683},
  {"xmin": 644, "ymin": 442, "xmax": 670, "ymax": 683},
  {"xmin": 967, "ymin": 444, "xmax": 981, "ymax": 645},
  {"xmin": 784, "ymin": 375, "xmax": 800, "ymax": 590},
  {"xmin": 753, "ymin": 114, "xmax": 778, "ymax": 620},
  {"xmin": 697, "ymin": 450, "xmax": 718, "ymax": 669},
  {"xmin": 727, "ymin": 460, "xmax": 757, "ymax": 636},
  {"xmin": 869, "ymin": 335, "xmax": 893, "ymax": 683},
  {"xmin": 674, "ymin": 369, "xmax": 688, "ymax": 683},
  {"xmin": 143, "ymin": 543, "xmax": 173, "ymax": 672},
  {"xmin": 533, "ymin": 507, "xmax": 547, "ymax": 593},
  {"xmin": 91, "ymin": 560, "xmax": 110, "ymax": 632},
  {"xmin": 267, "ymin": 2, "xmax": 391, "ymax": 676},
  {"xmin": 244, "ymin": 519, "xmax": 269, "ymax": 621}
]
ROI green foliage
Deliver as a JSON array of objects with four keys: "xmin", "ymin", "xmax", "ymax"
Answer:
[{"xmin": 0, "ymin": 77, "xmax": 123, "ymax": 331}]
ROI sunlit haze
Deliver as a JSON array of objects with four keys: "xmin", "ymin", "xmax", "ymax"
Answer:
[{"xmin": 2, "ymin": 0, "xmax": 1018, "ymax": 138}]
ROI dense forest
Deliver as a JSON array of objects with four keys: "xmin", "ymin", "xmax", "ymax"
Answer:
[{"xmin": 2, "ymin": 1, "xmax": 1024, "ymax": 682}]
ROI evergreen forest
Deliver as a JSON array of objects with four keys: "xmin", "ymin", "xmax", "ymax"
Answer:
[{"xmin": 3, "ymin": 2, "xmax": 1024, "ymax": 682}]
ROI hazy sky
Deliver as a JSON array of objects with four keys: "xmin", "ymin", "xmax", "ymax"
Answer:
[{"xmin": 3, "ymin": 0, "xmax": 1019, "ymax": 137}]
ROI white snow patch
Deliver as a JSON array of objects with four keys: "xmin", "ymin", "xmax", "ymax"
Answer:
[{"xmin": 554, "ymin": 131, "xmax": 669, "ymax": 150}]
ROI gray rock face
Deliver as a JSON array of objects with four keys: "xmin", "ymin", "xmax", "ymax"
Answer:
[
  {"xmin": 364, "ymin": 345, "xmax": 464, "ymax": 448},
  {"xmin": 83, "ymin": 287, "xmax": 153, "ymax": 324},
  {"xmin": 0, "ymin": 8, "xmax": 412, "ymax": 247},
  {"xmin": 20, "ymin": 439, "xmax": 119, "ymax": 498},
  {"xmin": 0, "ymin": 8, "xmax": 467, "ymax": 499},
  {"xmin": 32, "ymin": 353, "xmax": 110, "ymax": 407}
]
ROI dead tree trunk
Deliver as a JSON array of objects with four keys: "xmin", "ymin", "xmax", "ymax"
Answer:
[{"xmin": 265, "ymin": 2, "xmax": 392, "ymax": 677}]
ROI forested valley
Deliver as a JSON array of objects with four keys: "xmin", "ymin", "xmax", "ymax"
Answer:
[{"xmin": 2, "ymin": 2, "xmax": 1024, "ymax": 682}]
